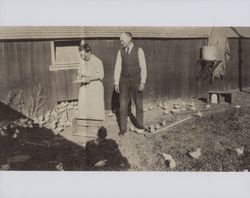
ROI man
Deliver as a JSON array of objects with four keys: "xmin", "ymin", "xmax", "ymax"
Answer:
[
  {"xmin": 114, "ymin": 32, "xmax": 147, "ymax": 136},
  {"xmin": 85, "ymin": 127, "xmax": 129, "ymax": 170}
]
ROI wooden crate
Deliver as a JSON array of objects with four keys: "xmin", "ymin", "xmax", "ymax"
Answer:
[
  {"xmin": 72, "ymin": 118, "xmax": 103, "ymax": 137},
  {"xmin": 208, "ymin": 90, "xmax": 234, "ymax": 104}
]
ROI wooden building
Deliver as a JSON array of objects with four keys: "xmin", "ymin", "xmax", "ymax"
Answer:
[{"xmin": 0, "ymin": 27, "xmax": 250, "ymax": 112}]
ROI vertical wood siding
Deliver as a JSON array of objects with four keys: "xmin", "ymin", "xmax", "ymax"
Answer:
[{"xmin": 0, "ymin": 38, "xmax": 247, "ymax": 113}]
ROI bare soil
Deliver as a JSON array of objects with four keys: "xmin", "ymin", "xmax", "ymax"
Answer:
[{"xmin": 1, "ymin": 89, "xmax": 250, "ymax": 171}]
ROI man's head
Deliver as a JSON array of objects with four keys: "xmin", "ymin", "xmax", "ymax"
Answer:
[
  {"xmin": 79, "ymin": 43, "xmax": 92, "ymax": 61},
  {"xmin": 97, "ymin": 126, "xmax": 107, "ymax": 140},
  {"xmin": 120, "ymin": 32, "xmax": 133, "ymax": 48}
]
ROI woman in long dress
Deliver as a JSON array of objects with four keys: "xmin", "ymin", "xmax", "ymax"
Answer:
[{"xmin": 76, "ymin": 44, "xmax": 105, "ymax": 120}]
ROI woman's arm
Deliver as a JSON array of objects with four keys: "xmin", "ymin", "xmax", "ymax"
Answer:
[{"xmin": 85, "ymin": 60, "xmax": 104, "ymax": 83}]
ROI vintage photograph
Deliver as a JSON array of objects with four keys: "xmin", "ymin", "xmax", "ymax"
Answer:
[{"xmin": 0, "ymin": 26, "xmax": 250, "ymax": 171}]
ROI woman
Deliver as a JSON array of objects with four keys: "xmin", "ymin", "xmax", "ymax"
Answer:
[{"xmin": 76, "ymin": 43, "xmax": 105, "ymax": 120}]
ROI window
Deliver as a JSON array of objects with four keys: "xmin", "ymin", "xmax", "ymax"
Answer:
[{"xmin": 49, "ymin": 40, "xmax": 81, "ymax": 71}]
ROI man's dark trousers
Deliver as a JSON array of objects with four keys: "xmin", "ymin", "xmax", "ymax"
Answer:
[{"xmin": 119, "ymin": 75, "xmax": 143, "ymax": 133}]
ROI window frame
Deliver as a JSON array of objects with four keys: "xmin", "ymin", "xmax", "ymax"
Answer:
[{"xmin": 49, "ymin": 40, "xmax": 81, "ymax": 71}]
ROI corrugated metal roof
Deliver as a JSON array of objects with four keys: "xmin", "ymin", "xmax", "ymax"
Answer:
[{"xmin": 0, "ymin": 26, "xmax": 250, "ymax": 40}]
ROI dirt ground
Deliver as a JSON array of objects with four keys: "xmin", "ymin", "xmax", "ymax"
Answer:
[{"xmin": 1, "ymin": 89, "xmax": 250, "ymax": 171}]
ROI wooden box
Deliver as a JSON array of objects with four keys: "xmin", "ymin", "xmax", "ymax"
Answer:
[{"xmin": 72, "ymin": 118, "xmax": 103, "ymax": 137}]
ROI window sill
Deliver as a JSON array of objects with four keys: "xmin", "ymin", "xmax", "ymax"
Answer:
[{"xmin": 49, "ymin": 63, "xmax": 80, "ymax": 71}]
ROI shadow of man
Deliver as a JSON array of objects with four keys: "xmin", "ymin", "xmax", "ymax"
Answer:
[{"xmin": 85, "ymin": 127, "xmax": 130, "ymax": 171}]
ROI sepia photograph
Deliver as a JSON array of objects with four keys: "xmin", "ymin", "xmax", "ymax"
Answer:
[
  {"xmin": 0, "ymin": 26, "xmax": 250, "ymax": 172},
  {"xmin": 1, "ymin": 1, "xmax": 250, "ymax": 198}
]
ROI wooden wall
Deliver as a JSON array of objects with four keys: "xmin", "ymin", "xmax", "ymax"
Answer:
[
  {"xmin": 0, "ymin": 40, "xmax": 52, "ymax": 113},
  {"xmin": 198, "ymin": 39, "xmax": 240, "ymax": 94},
  {"xmin": 242, "ymin": 39, "xmax": 250, "ymax": 88},
  {"xmin": 0, "ymin": 38, "xmax": 249, "ymax": 113}
]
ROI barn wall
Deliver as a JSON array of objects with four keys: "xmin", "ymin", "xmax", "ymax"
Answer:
[
  {"xmin": 0, "ymin": 40, "xmax": 52, "ymax": 113},
  {"xmin": 87, "ymin": 38, "xmax": 206, "ymax": 104},
  {"xmin": 241, "ymin": 39, "xmax": 250, "ymax": 88},
  {"xmin": 198, "ymin": 39, "xmax": 240, "ymax": 94},
  {"xmin": 0, "ymin": 38, "xmax": 248, "ymax": 114}
]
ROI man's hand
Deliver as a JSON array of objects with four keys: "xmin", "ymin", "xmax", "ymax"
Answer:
[
  {"xmin": 94, "ymin": 160, "xmax": 107, "ymax": 168},
  {"xmin": 115, "ymin": 85, "xmax": 120, "ymax": 93},
  {"xmin": 138, "ymin": 83, "xmax": 145, "ymax": 92}
]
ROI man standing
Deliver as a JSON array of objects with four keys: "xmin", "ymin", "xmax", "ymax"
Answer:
[{"xmin": 114, "ymin": 32, "xmax": 147, "ymax": 136}]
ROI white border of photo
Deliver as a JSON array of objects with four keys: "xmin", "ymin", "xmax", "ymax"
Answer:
[{"xmin": 0, "ymin": 0, "xmax": 250, "ymax": 198}]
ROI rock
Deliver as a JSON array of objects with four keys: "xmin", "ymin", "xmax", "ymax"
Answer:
[
  {"xmin": 243, "ymin": 169, "xmax": 248, "ymax": 172},
  {"xmin": 56, "ymin": 163, "xmax": 64, "ymax": 171},
  {"xmin": 163, "ymin": 110, "xmax": 169, "ymax": 115},
  {"xmin": 94, "ymin": 160, "xmax": 107, "ymax": 168},
  {"xmin": 0, "ymin": 163, "xmax": 10, "ymax": 170},
  {"xmin": 189, "ymin": 148, "xmax": 202, "ymax": 159},
  {"xmin": 27, "ymin": 120, "xmax": 33, "ymax": 125},
  {"xmin": 148, "ymin": 106, "xmax": 153, "ymax": 111},
  {"xmin": 157, "ymin": 103, "xmax": 163, "ymax": 107},
  {"xmin": 22, "ymin": 124, "xmax": 29, "ymax": 128},
  {"xmin": 190, "ymin": 106, "xmax": 197, "ymax": 111},
  {"xmin": 73, "ymin": 101, "xmax": 78, "ymax": 106},
  {"xmin": 161, "ymin": 120, "xmax": 166, "ymax": 126},
  {"xmin": 67, "ymin": 103, "xmax": 74, "ymax": 109},
  {"xmin": 173, "ymin": 104, "xmax": 180, "ymax": 109},
  {"xmin": 38, "ymin": 121, "xmax": 44, "ymax": 128},
  {"xmin": 143, "ymin": 107, "xmax": 148, "ymax": 112},
  {"xmin": 170, "ymin": 109, "xmax": 180, "ymax": 114},
  {"xmin": 38, "ymin": 115, "xmax": 44, "ymax": 122},
  {"xmin": 61, "ymin": 102, "xmax": 67, "ymax": 107},
  {"xmin": 206, "ymin": 104, "xmax": 211, "ymax": 109},
  {"xmin": 64, "ymin": 121, "xmax": 72, "ymax": 127},
  {"xmin": 51, "ymin": 110, "xmax": 58, "ymax": 117},
  {"xmin": 73, "ymin": 106, "xmax": 78, "ymax": 110},
  {"xmin": 44, "ymin": 117, "xmax": 50, "ymax": 123},
  {"xmin": 12, "ymin": 133, "xmax": 18, "ymax": 139},
  {"xmin": 57, "ymin": 103, "xmax": 62, "ymax": 109},
  {"xmin": 15, "ymin": 128, "xmax": 19, "ymax": 134},
  {"xmin": 58, "ymin": 107, "xmax": 66, "ymax": 113},
  {"xmin": 9, "ymin": 124, "xmax": 15, "ymax": 129},
  {"xmin": 58, "ymin": 121, "xmax": 65, "ymax": 128},
  {"xmin": 51, "ymin": 121, "xmax": 57, "ymax": 130},
  {"xmin": 2, "ymin": 125, "xmax": 8, "ymax": 130},
  {"xmin": 45, "ymin": 111, "xmax": 51, "ymax": 118},
  {"xmin": 162, "ymin": 106, "xmax": 168, "ymax": 110},
  {"xmin": 33, "ymin": 117, "xmax": 39, "ymax": 124},
  {"xmin": 149, "ymin": 124, "xmax": 155, "ymax": 133},
  {"xmin": 161, "ymin": 153, "xmax": 176, "ymax": 169},
  {"xmin": 0, "ymin": 128, "xmax": 5, "ymax": 136},
  {"xmin": 235, "ymin": 105, "xmax": 241, "ymax": 109},
  {"xmin": 54, "ymin": 127, "xmax": 64, "ymax": 133},
  {"xmin": 235, "ymin": 147, "xmax": 244, "ymax": 156},
  {"xmin": 194, "ymin": 111, "xmax": 202, "ymax": 117},
  {"xmin": 155, "ymin": 123, "xmax": 161, "ymax": 130}
]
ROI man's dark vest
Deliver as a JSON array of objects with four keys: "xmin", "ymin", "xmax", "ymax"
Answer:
[{"xmin": 120, "ymin": 44, "xmax": 141, "ymax": 78}]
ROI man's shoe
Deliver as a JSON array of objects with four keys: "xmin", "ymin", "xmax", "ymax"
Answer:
[
  {"xmin": 135, "ymin": 128, "xmax": 146, "ymax": 134},
  {"xmin": 118, "ymin": 131, "xmax": 126, "ymax": 136}
]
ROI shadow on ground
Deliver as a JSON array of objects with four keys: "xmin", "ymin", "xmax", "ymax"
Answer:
[{"xmin": 0, "ymin": 102, "xmax": 130, "ymax": 171}]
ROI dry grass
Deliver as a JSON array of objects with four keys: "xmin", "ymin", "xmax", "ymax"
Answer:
[{"xmin": 1, "ymin": 85, "xmax": 46, "ymax": 119}]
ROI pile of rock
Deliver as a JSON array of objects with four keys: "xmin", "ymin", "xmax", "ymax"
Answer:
[
  {"xmin": 158, "ymin": 100, "xmax": 198, "ymax": 115},
  {"xmin": 0, "ymin": 118, "xmax": 33, "ymax": 138},
  {"xmin": 31, "ymin": 101, "xmax": 77, "ymax": 135}
]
